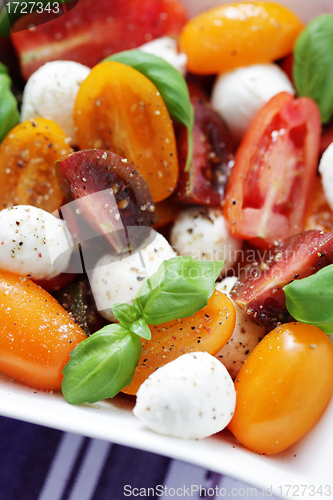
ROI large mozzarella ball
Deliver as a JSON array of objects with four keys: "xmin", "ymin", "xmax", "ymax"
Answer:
[
  {"xmin": 138, "ymin": 36, "xmax": 187, "ymax": 75},
  {"xmin": 0, "ymin": 205, "xmax": 73, "ymax": 280},
  {"xmin": 211, "ymin": 63, "xmax": 294, "ymax": 142},
  {"xmin": 170, "ymin": 206, "xmax": 242, "ymax": 274},
  {"xmin": 20, "ymin": 61, "xmax": 90, "ymax": 146},
  {"xmin": 89, "ymin": 231, "xmax": 176, "ymax": 322},
  {"xmin": 215, "ymin": 277, "xmax": 265, "ymax": 379},
  {"xmin": 319, "ymin": 143, "xmax": 333, "ymax": 211},
  {"xmin": 133, "ymin": 352, "xmax": 236, "ymax": 439}
]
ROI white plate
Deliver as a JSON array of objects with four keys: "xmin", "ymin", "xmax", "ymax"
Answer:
[{"xmin": 0, "ymin": 372, "xmax": 332, "ymax": 500}]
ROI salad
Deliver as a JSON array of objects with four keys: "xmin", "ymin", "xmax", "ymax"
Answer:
[{"xmin": 0, "ymin": 0, "xmax": 333, "ymax": 461}]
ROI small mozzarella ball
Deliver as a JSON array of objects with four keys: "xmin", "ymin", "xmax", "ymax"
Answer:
[
  {"xmin": 133, "ymin": 352, "xmax": 236, "ymax": 439},
  {"xmin": 0, "ymin": 205, "xmax": 73, "ymax": 280},
  {"xmin": 89, "ymin": 231, "xmax": 176, "ymax": 322},
  {"xmin": 170, "ymin": 206, "xmax": 242, "ymax": 273},
  {"xmin": 138, "ymin": 36, "xmax": 187, "ymax": 76},
  {"xmin": 215, "ymin": 277, "xmax": 265, "ymax": 379},
  {"xmin": 211, "ymin": 63, "xmax": 295, "ymax": 143},
  {"xmin": 318, "ymin": 143, "xmax": 333, "ymax": 211},
  {"xmin": 20, "ymin": 61, "xmax": 90, "ymax": 146}
]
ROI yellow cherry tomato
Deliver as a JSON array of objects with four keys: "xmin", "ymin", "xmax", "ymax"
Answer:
[
  {"xmin": 179, "ymin": 2, "xmax": 303, "ymax": 74},
  {"xmin": 228, "ymin": 322, "xmax": 333, "ymax": 455},
  {"xmin": 74, "ymin": 61, "xmax": 179, "ymax": 203}
]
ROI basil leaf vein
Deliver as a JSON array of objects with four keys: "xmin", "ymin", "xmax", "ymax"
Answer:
[
  {"xmin": 284, "ymin": 264, "xmax": 333, "ymax": 335},
  {"xmin": 293, "ymin": 14, "xmax": 333, "ymax": 123},
  {"xmin": 62, "ymin": 324, "xmax": 142, "ymax": 404}
]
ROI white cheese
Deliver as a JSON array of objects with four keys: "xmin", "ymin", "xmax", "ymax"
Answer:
[
  {"xmin": 138, "ymin": 36, "xmax": 187, "ymax": 75},
  {"xmin": 211, "ymin": 63, "xmax": 295, "ymax": 142},
  {"xmin": 319, "ymin": 143, "xmax": 333, "ymax": 211},
  {"xmin": 89, "ymin": 231, "xmax": 176, "ymax": 322},
  {"xmin": 170, "ymin": 206, "xmax": 242, "ymax": 274},
  {"xmin": 215, "ymin": 277, "xmax": 265, "ymax": 379},
  {"xmin": 20, "ymin": 61, "xmax": 91, "ymax": 146},
  {"xmin": 0, "ymin": 205, "xmax": 73, "ymax": 280},
  {"xmin": 133, "ymin": 352, "xmax": 236, "ymax": 439}
]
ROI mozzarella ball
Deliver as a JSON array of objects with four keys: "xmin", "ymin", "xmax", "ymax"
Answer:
[
  {"xmin": 89, "ymin": 231, "xmax": 176, "ymax": 322},
  {"xmin": 170, "ymin": 206, "xmax": 242, "ymax": 274},
  {"xmin": 211, "ymin": 63, "xmax": 295, "ymax": 142},
  {"xmin": 138, "ymin": 36, "xmax": 187, "ymax": 76},
  {"xmin": 20, "ymin": 61, "xmax": 90, "ymax": 146},
  {"xmin": 215, "ymin": 277, "xmax": 265, "ymax": 379},
  {"xmin": 133, "ymin": 352, "xmax": 236, "ymax": 439},
  {"xmin": 318, "ymin": 143, "xmax": 333, "ymax": 211},
  {"xmin": 0, "ymin": 205, "xmax": 73, "ymax": 280}
]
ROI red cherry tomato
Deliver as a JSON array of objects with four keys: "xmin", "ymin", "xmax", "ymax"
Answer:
[
  {"xmin": 228, "ymin": 322, "xmax": 333, "ymax": 455},
  {"xmin": 223, "ymin": 92, "xmax": 321, "ymax": 248},
  {"xmin": 11, "ymin": 0, "xmax": 188, "ymax": 80}
]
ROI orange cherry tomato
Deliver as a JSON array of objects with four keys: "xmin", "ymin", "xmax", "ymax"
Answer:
[
  {"xmin": 74, "ymin": 61, "xmax": 179, "ymax": 203},
  {"xmin": 0, "ymin": 118, "xmax": 71, "ymax": 212},
  {"xmin": 123, "ymin": 289, "xmax": 236, "ymax": 395},
  {"xmin": 228, "ymin": 322, "xmax": 333, "ymax": 455},
  {"xmin": 305, "ymin": 175, "xmax": 333, "ymax": 232},
  {"xmin": 179, "ymin": 2, "xmax": 303, "ymax": 75},
  {"xmin": 0, "ymin": 271, "xmax": 87, "ymax": 390}
]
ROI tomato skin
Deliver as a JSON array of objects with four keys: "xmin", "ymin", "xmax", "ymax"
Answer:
[
  {"xmin": 305, "ymin": 175, "xmax": 333, "ymax": 232},
  {"xmin": 175, "ymin": 97, "xmax": 235, "ymax": 205},
  {"xmin": 11, "ymin": 0, "xmax": 188, "ymax": 80},
  {"xmin": 74, "ymin": 61, "xmax": 178, "ymax": 203},
  {"xmin": 179, "ymin": 2, "xmax": 303, "ymax": 75},
  {"xmin": 223, "ymin": 92, "xmax": 321, "ymax": 248},
  {"xmin": 228, "ymin": 322, "xmax": 333, "ymax": 455},
  {"xmin": 123, "ymin": 290, "xmax": 236, "ymax": 395},
  {"xmin": 0, "ymin": 271, "xmax": 87, "ymax": 390}
]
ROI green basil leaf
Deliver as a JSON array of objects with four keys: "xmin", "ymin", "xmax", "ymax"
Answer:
[
  {"xmin": 0, "ymin": 0, "xmax": 74, "ymax": 37},
  {"xmin": 284, "ymin": 265, "xmax": 333, "ymax": 335},
  {"xmin": 0, "ymin": 62, "xmax": 9, "ymax": 75},
  {"xmin": 129, "ymin": 318, "xmax": 151, "ymax": 341},
  {"xmin": 62, "ymin": 324, "xmax": 142, "ymax": 404},
  {"xmin": 0, "ymin": 73, "xmax": 20, "ymax": 143},
  {"xmin": 293, "ymin": 14, "xmax": 333, "ymax": 123},
  {"xmin": 134, "ymin": 256, "xmax": 223, "ymax": 325},
  {"xmin": 105, "ymin": 50, "xmax": 194, "ymax": 171},
  {"xmin": 112, "ymin": 303, "xmax": 141, "ymax": 328}
]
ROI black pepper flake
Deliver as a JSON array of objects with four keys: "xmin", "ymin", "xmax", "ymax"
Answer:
[
  {"xmin": 69, "ymin": 339, "xmax": 72, "ymax": 343},
  {"xmin": 16, "ymin": 221, "xmax": 20, "ymax": 226},
  {"xmin": 136, "ymin": 276, "xmax": 144, "ymax": 281},
  {"xmin": 191, "ymin": 326, "xmax": 195, "ymax": 330},
  {"xmin": 19, "ymin": 242, "xmax": 23, "ymax": 246}
]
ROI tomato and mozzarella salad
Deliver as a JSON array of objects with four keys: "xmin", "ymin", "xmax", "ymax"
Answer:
[{"xmin": 1, "ymin": 0, "xmax": 333, "ymax": 455}]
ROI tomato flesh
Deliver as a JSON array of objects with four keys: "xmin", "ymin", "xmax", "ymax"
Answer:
[
  {"xmin": 228, "ymin": 322, "xmax": 333, "ymax": 455},
  {"xmin": 11, "ymin": 0, "xmax": 188, "ymax": 80},
  {"xmin": 223, "ymin": 92, "xmax": 321, "ymax": 247}
]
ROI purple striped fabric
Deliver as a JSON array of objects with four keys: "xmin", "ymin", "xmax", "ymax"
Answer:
[{"xmin": 0, "ymin": 415, "xmax": 279, "ymax": 499}]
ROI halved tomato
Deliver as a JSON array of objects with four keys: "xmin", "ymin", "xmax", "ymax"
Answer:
[{"xmin": 223, "ymin": 92, "xmax": 321, "ymax": 248}]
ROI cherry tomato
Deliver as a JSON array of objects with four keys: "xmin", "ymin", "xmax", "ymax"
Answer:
[
  {"xmin": 179, "ymin": 2, "xmax": 303, "ymax": 75},
  {"xmin": 0, "ymin": 118, "xmax": 70, "ymax": 212},
  {"xmin": 0, "ymin": 270, "xmax": 87, "ymax": 390},
  {"xmin": 305, "ymin": 175, "xmax": 333, "ymax": 232},
  {"xmin": 228, "ymin": 322, "xmax": 333, "ymax": 455},
  {"xmin": 175, "ymin": 96, "xmax": 235, "ymax": 205},
  {"xmin": 11, "ymin": 0, "xmax": 188, "ymax": 80},
  {"xmin": 123, "ymin": 290, "xmax": 236, "ymax": 395},
  {"xmin": 74, "ymin": 61, "xmax": 178, "ymax": 203},
  {"xmin": 223, "ymin": 92, "xmax": 321, "ymax": 248}
]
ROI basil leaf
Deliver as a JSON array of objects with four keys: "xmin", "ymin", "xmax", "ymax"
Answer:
[
  {"xmin": 0, "ymin": 0, "xmax": 74, "ymax": 37},
  {"xmin": 0, "ymin": 62, "xmax": 9, "ymax": 75},
  {"xmin": 293, "ymin": 14, "xmax": 333, "ymax": 123},
  {"xmin": 0, "ymin": 72, "xmax": 20, "ymax": 143},
  {"xmin": 284, "ymin": 265, "xmax": 333, "ymax": 335},
  {"xmin": 105, "ymin": 50, "xmax": 194, "ymax": 171},
  {"xmin": 112, "ymin": 303, "xmax": 140, "ymax": 328},
  {"xmin": 62, "ymin": 324, "xmax": 142, "ymax": 404},
  {"xmin": 129, "ymin": 319, "xmax": 151, "ymax": 341},
  {"xmin": 134, "ymin": 257, "xmax": 223, "ymax": 325}
]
